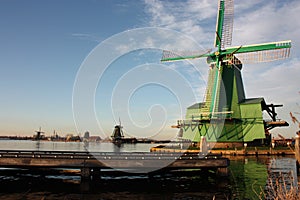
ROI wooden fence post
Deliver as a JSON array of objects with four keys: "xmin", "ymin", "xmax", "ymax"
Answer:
[{"xmin": 295, "ymin": 135, "xmax": 300, "ymax": 175}]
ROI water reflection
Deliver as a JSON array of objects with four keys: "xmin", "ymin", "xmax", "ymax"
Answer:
[
  {"xmin": 229, "ymin": 156, "xmax": 298, "ymax": 200},
  {"xmin": 0, "ymin": 141, "xmax": 298, "ymax": 199},
  {"xmin": 35, "ymin": 140, "xmax": 41, "ymax": 151},
  {"xmin": 0, "ymin": 169, "xmax": 231, "ymax": 200},
  {"xmin": 229, "ymin": 157, "xmax": 268, "ymax": 199}
]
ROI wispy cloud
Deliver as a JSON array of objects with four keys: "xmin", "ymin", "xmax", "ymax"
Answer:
[
  {"xmin": 144, "ymin": 0, "xmax": 217, "ymax": 47},
  {"xmin": 71, "ymin": 33, "xmax": 102, "ymax": 43},
  {"xmin": 143, "ymin": 0, "xmax": 218, "ymax": 102},
  {"xmin": 244, "ymin": 58, "xmax": 300, "ymax": 102},
  {"xmin": 233, "ymin": 0, "xmax": 300, "ymax": 48}
]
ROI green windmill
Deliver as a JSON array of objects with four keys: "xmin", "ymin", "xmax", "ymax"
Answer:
[{"xmin": 162, "ymin": 0, "xmax": 291, "ymax": 145}]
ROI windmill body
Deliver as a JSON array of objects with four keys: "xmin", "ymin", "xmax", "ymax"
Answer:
[{"xmin": 162, "ymin": 0, "xmax": 291, "ymax": 144}]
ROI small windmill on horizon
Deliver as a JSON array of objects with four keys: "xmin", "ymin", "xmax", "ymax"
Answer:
[
  {"xmin": 34, "ymin": 127, "xmax": 45, "ymax": 140},
  {"xmin": 162, "ymin": 0, "xmax": 291, "ymax": 145}
]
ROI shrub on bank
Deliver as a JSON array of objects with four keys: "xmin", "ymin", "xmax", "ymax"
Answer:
[{"xmin": 258, "ymin": 172, "xmax": 299, "ymax": 200}]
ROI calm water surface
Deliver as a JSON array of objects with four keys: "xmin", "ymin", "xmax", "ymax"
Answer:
[
  {"xmin": 0, "ymin": 140, "xmax": 297, "ymax": 200},
  {"xmin": 0, "ymin": 140, "xmax": 157, "ymax": 152}
]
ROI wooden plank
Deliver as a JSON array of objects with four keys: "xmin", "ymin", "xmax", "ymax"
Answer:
[
  {"xmin": 0, "ymin": 150, "xmax": 229, "ymax": 175},
  {"xmin": 0, "ymin": 155, "xmax": 229, "ymax": 170}
]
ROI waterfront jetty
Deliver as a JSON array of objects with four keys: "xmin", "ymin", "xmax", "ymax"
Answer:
[
  {"xmin": 0, "ymin": 150, "xmax": 230, "ymax": 179},
  {"xmin": 150, "ymin": 146, "xmax": 295, "ymax": 156}
]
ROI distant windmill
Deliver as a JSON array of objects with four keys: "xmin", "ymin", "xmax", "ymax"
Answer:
[
  {"xmin": 34, "ymin": 127, "xmax": 44, "ymax": 140},
  {"xmin": 162, "ymin": 0, "xmax": 291, "ymax": 144},
  {"xmin": 111, "ymin": 118, "xmax": 124, "ymax": 141}
]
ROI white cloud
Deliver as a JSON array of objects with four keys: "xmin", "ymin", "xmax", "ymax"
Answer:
[
  {"xmin": 143, "ymin": 0, "xmax": 218, "ymax": 105},
  {"xmin": 243, "ymin": 58, "xmax": 300, "ymax": 102},
  {"xmin": 144, "ymin": 0, "xmax": 175, "ymax": 26},
  {"xmin": 233, "ymin": 0, "xmax": 300, "ymax": 48},
  {"xmin": 144, "ymin": 0, "xmax": 217, "ymax": 46}
]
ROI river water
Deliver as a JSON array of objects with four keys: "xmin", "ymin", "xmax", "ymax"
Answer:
[{"xmin": 0, "ymin": 140, "xmax": 298, "ymax": 200}]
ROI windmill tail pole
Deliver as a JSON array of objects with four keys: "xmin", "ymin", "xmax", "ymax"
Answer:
[{"xmin": 295, "ymin": 135, "xmax": 300, "ymax": 175}]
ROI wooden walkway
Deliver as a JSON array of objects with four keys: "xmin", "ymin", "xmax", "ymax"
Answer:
[{"xmin": 0, "ymin": 150, "xmax": 230, "ymax": 178}]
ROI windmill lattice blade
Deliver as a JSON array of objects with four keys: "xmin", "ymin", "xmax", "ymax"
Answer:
[
  {"xmin": 222, "ymin": 0, "xmax": 234, "ymax": 48},
  {"xmin": 215, "ymin": 0, "xmax": 234, "ymax": 48},
  {"xmin": 161, "ymin": 49, "xmax": 211, "ymax": 62},
  {"xmin": 234, "ymin": 48, "xmax": 291, "ymax": 64}
]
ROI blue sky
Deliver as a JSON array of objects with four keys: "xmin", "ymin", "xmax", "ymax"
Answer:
[{"xmin": 0, "ymin": 0, "xmax": 300, "ymax": 140}]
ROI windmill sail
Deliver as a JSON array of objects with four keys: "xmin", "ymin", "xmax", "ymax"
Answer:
[
  {"xmin": 161, "ymin": 49, "xmax": 211, "ymax": 62},
  {"xmin": 224, "ymin": 40, "xmax": 291, "ymax": 64},
  {"xmin": 215, "ymin": 0, "xmax": 234, "ymax": 49},
  {"xmin": 235, "ymin": 48, "xmax": 291, "ymax": 64}
]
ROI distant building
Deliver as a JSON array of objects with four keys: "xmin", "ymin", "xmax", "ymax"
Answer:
[
  {"xmin": 88, "ymin": 136, "xmax": 101, "ymax": 142},
  {"xmin": 65, "ymin": 134, "xmax": 81, "ymax": 142}
]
